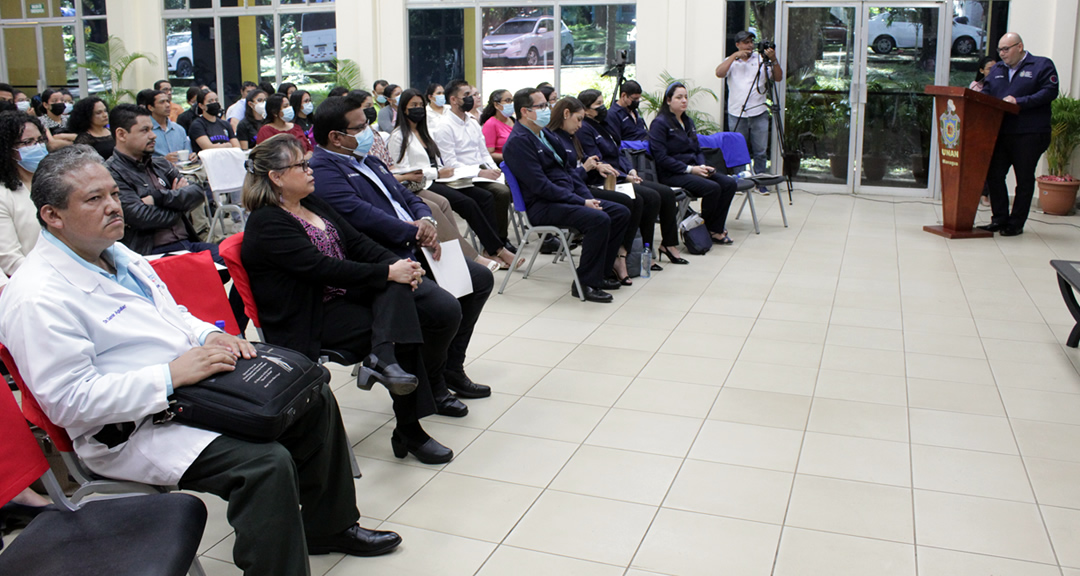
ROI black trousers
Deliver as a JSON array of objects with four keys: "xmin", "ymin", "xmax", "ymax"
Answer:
[
  {"xmin": 636, "ymin": 180, "xmax": 680, "ymax": 247},
  {"xmin": 527, "ymin": 199, "xmax": 630, "ymax": 287},
  {"xmin": 475, "ymin": 181, "xmax": 513, "ymax": 243},
  {"xmin": 320, "ymin": 283, "xmax": 435, "ymax": 424},
  {"xmin": 179, "ymin": 384, "xmax": 359, "ymax": 576},
  {"xmin": 661, "ymin": 172, "xmax": 737, "ymax": 234},
  {"xmin": 987, "ymin": 131, "xmax": 1052, "ymax": 230},
  {"xmin": 428, "ymin": 182, "xmax": 504, "ymax": 255},
  {"xmin": 591, "ymin": 188, "xmax": 646, "ymax": 250}
]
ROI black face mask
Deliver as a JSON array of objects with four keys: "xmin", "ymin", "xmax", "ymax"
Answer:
[
  {"xmin": 628, "ymin": 99, "xmax": 640, "ymax": 112},
  {"xmin": 364, "ymin": 107, "xmax": 377, "ymax": 125},
  {"xmin": 460, "ymin": 96, "xmax": 475, "ymax": 113},
  {"xmin": 593, "ymin": 105, "xmax": 608, "ymax": 123},
  {"xmin": 205, "ymin": 102, "xmax": 222, "ymax": 116},
  {"xmin": 50, "ymin": 102, "xmax": 66, "ymax": 116},
  {"xmin": 406, "ymin": 107, "xmax": 426, "ymax": 124}
]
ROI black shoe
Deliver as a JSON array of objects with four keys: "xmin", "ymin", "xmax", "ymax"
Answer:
[
  {"xmin": 976, "ymin": 222, "xmax": 1003, "ymax": 232},
  {"xmin": 435, "ymin": 392, "xmax": 469, "ymax": 417},
  {"xmin": 503, "ymin": 240, "xmax": 518, "ymax": 254},
  {"xmin": 571, "ymin": 283, "xmax": 613, "ymax": 303},
  {"xmin": 391, "ymin": 429, "xmax": 453, "ymax": 464},
  {"xmin": 657, "ymin": 246, "xmax": 690, "ymax": 265},
  {"xmin": 445, "ymin": 373, "xmax": 492, "ymax": 398},
  {"xmin": 307, "ymin": 524, "xmax": 402, "ymax": 556},
  {"xmin": 601, "ymin": 277, "xmax": 622, "ymax": 290},
  {"xmin": 358, "ymin": 354, "xmax": 418, "ymax": 395},
  {"xmin": 539, "ymin": 235, "xmax": 561, "ymax": 254},
  {"xmin": 1000, "ymin": 226, "xmax": 1024, "ymax": 237},
  {"xmin": 650, "ymin": 263, "xmax": 664, "ymax": 272}
]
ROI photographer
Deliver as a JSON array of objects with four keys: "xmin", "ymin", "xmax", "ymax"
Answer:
[{"xmin": 715, "ymin": 30, "xmax": 783, "ymax": 191}]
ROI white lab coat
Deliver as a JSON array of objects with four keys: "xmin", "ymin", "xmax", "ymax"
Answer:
[{"xmin": 0, "ymin": 234, "xmax": 218, "ymax": 485}]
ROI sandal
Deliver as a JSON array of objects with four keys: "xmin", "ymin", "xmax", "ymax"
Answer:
[
  {"xmin": 711, "ymin": 233, "xmax": 734, "ymax": 245},
  {"xmin": 475, "ymin": 256, "xmax": 502, "ymax": 273},
  {"xmin": 613, "ymin": 255, "xmax": 632, "ymax": 286}
]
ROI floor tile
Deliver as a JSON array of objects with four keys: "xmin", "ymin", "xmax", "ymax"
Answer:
[
  {"xmin": 663, "ymin": 459, "xmax": 794, "ymax": 524},
  {"xmin": 821, "ymin": 345, "xmax": 906, "ymax": 377},
  {"xmin": 797, "ymin": 432, "xmax": 911, "ymax": 487},
  {"xmin": 916, "ymin": 546, "xmax": 1062, "ymax": 576},
  {"xmin": 907, "ymin": 378, "xmax": 1006, "ymax": 416},
  {"xmin": 326, "ymin": 522, "xmax": 496, "ymax": 576},
  {"xmin": 708, "ymin": 387, "xmax": 812, "ymax": 430},
  {"xmin": 433, "ymin": 392, "xmax": 520, "ymax": 430},
  {"xmin": 353, "ymin": 456, "xmax": 438, "ymax": 520},
  {"xmin": 525, "ymin": 368, "xmax": 632, "ymax": 407},
  {"xmin": 675, "ymin": 312, "xmax": 756, "ymax": 337},
  {"xmin": 354, "ymin": 421, "xmax": 483, "ymax": 468},
  {"xmin": 475, "ymin": 546, "xmax": 625, "ymax": 576},
  {"xmin": 1000, "ymin": 387, "xmax": 1080, "ymax": 426},
  {"xmin": 786, "ymin": 474, "xmax": 914, "ymax": 543},
  {"xmin": 557, "ymin": 344, "xmax": 652, "ymax": 377},
  {"xmin": 748, "ymin": 318, "xmax": 829, "ymax": 344},
  {"xmin": 830, "ymin": 306, "xmax": 903, "ymax": 330},
  {"xmin": 637, "ymin": 353, "xmax": 734, "ymax": 387},
  {"xmin": 506, "ymin": 490, "xmax": 656, "ymax": 566},
  {"xmin": 1041, "ymin": 505, "xmax": 1080, "ymax": 568},
  {"xmin": 615, "ymin": 377, "xmax": 720, "ymax": 418},
  {"xmin": 689, "ymin": 420, "xmax": 804, "ymax": 472},
  {"xmin": 480, "ymin": 337, "xmax": 577, "ymax": 367},
  {"xmin": 909, "ymin": 408, "xmax": 1019, "ymax": 454},
  {"xmin": 586, "ymin": 408, "xmax": 703, "ymax": 458},
  {"xmin": 906, "ymin": 353, "xmax": 995, "ymax": 385},
  {"xmin": 814, "ymin": 369, "xmax": 908, "ymax": 406},
  {"xmin": 632, "ymin": 508, "xmax": 781, "ymax": 576},
  {"xmin": 773, "ymin": 527, "xmax": 916, "ymax": 576},
  {"xmin": 462, "ymin": 359, "xmax": 551, "ymax": 396},
  {"xmin": 583, "ymin": 325, "xmax": 672, "ymax": 352},
  {"xmin": 549, "ymin": 445, "xmax": 683, "ymax": 506},
  {"xmin": 904, "ymin": 330, "xmax": 986, "ymax": 359},
  {"xmin": 723, "ymin": 360, "xmax": 819, "ymax": 395},
  {"xmin": 739, "ymin": 337, "xmax": 824, "ymax": 369},
  {"xmin": 489, "ymin": 397, "xmax": 608, "ymax": 443},
  {"xmin": 1013, "ymin": 419, "xmax": 1080, "ymax": 462},
  {"xmin": 913, "ymin": 490, "xmax": 1056, "ymax": 564},
  {"xmin": 826, "ymin": 325, "xmax": 905, "ymax": 351},
  {"xmin": 659, "ymin": 331, "xmax": 746, "ymax": 359},
  {"xmin": 444, "ymin": 430, "xmax": 577, "ymax": 487},
  {"xmin": 910, "ymin": 444, "xmax": 1034, "ymax": 502},
  {"xmin": 511, "ymin": 317, "xmax": 600, "ymax": 344},
  {"xmin": 807, "ymin": 398, "xmax": 909, "ymax": 442},
  {"xmin": 1026, "ymin": 456, "xmax": 1080, "ymax": 509}
]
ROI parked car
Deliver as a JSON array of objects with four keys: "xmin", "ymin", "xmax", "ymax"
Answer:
[
  {"xmin": 167, "ymin": 32, "xmax": 193, "ymax": 78},
  {"xmin": 868, "ymin": 11, "xmax": 985, "ymax": 55},
  {"xmin": 482, "ymin": 16, "xmax": 575, "ymax": 66}
]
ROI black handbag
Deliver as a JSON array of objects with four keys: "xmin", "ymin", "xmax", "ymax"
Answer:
[{"xmin": 161, "ymin": 343, "xmax": 330, "ymax": 443}]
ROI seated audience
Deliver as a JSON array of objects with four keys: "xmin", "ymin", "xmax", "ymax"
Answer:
[
  {"xmin": 153, "ymin": 80, "xmax": 184, "ymax": 122},
  {"xmin": 242, "ymin": 133, "xmax": 453, "ymax": 464},
  {"xmin": 290, "ymin": 89, "xmax": 316, "ymax": 144},
  {"xmin": 67, "ymin": 97, "xmax": 115, "ymax": 160},
  {"xmin": 480, "ymin": 89, "xmax": 515, "ymax": 163},
  {"xmin": 328, "ymin": 85, "xmax": 349, "ymax": 98},
  {"xmin": 649, "ymin": 82, "xmax": 736, "ymax": 245},
  {"xmin": 144, "ymin": 89, "xmax": 193, "ymax": 163},
  {"xmin": 310, "ymin": 94, "xmax": 494, "ymax": 404},
  {"xmin": 12, "ymin": 90, "xmax": 31, "ymax": 113},
  {"xmin": 371, "ymin": 79, "xmax": 389, "ymax": 110},
  {"xmin": 376, "ymin": 83, "xmax": 401, "ymax": 133},
  {"xmin": 256, "ymin": 93, "xmax": 313, "ymax": 155},
  {"xmin": 388, "ymin": 88, "xmax": 516, "ymax": 269},
  {"xmin": 277, "ymin": 82, "xmax": 297, "ymax": 98},
  {"xmin": 538, "ymin": 84, "xmax": 558, "ymax": 107},
  {"xmin": 0, "ymin": 144, "xmax": 401, "ymax": 576},
  {"xmin": 226, "ymin": 81, "xmax": 258, "ymax": 130},
  {"xmin": 504, "ymin": 87, "xmax": 629, "ymax": 303},
  {"xmin": 426, "ymin": 83, "xmax": 447, "ymax": 123},
  {"xmin": 0, "ymin": 111, "xmax": 45, "ymax": 275},
  {"xmin": 175, "ymin": 86, "xmax": 203, "ymax": 132},
  {"xmin": 36, "ymin": 88, "xmax": 69, "ymax": 134},
  {"xmin": 235, "ymin": 88, "xmax": 268, "ymax": 150},
  {"xmin": 608, "ymin": 80, "xmax": 649, "ymax": 141},
  {"xmin": 0, "ymin": 83, "xmax": 13, "ymax": 102},
  {"xmin": 189, "ymin": 90, "xmax": 240, "ymax": 153}
]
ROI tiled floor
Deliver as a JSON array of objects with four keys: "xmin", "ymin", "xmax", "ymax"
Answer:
[{"xmin": 41, "ymin": 190, "xmax": 1080, "ymax": 575}]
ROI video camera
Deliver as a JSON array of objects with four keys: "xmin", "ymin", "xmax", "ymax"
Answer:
[{"xmin": 757, "ymin": 40, "xmax": 776, "ymax": 55}]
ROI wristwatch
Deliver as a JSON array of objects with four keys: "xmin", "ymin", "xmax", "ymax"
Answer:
[{"xmin": 420, "ymin": 216, "xmax": 438, "ymax": 231}]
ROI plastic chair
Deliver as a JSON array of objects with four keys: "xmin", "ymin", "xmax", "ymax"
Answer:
[
  {"xmin": 149, "ymin": 250, "xmax": 241, "ymax": 335},
  {"xmin": 198, "ymin": 147, "xmax": 248, "ymax": 241},
  {"xmin": 699, "ymin": 132, "xmax": 789, "ymax": 234},
  {"xmin": 498, "ymin": 162, "xmax": 586, "ymax": 301},
  {"xmin": 0, "ymin": 383, "xmax": 207, "ymax": 576}
]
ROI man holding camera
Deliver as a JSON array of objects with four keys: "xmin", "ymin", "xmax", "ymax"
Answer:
[{"xmin": 716, "ymin": 30, "xmax": 783, "ymax": 192}]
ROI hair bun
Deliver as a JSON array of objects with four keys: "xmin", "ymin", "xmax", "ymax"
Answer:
[{"xmin": 244, "ymin": 158, "xmax": 256, "ymax": 174}]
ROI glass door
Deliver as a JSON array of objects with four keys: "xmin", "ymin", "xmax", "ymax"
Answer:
[{"xmin": 2, "ymin": 24, "xmax": 79, "ymax": 96}]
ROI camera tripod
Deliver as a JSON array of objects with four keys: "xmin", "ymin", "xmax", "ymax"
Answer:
[
  {"xmin": 601, "ymin": 49, "xmax": 629, "ymax": 109},
  {"xmin": 730, "ymin": 51, "xmax": 794, "ymax": 204}
]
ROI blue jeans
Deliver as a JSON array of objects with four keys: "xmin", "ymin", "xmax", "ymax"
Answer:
[{"xmin": 728, "ymin": 112, "xmax": 770, "ymax": 175}]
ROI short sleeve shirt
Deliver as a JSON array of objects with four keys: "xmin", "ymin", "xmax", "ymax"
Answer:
[
  {"xmin": 726, "ymin": 52, "xmax": 769, "ymax": 118},
  {"xmin": 189, "ymin": 117, "xmax": 236, "ymax": 152}
]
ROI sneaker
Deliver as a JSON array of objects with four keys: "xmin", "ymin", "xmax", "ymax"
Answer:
[{"xmin": 756, "ymin": 187, "xmax": 770, "ymax": 196}]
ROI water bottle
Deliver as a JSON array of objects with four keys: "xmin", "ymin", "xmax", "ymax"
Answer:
[
  {"xmin": 641, "ymin": 243, "xmax": 652, "ymax": 278},
  {"xmin": 214, "ymin": 320, "xmax": 226, "ymax": 331},
  {"xmin": 736, "ymin": 169, "xmax": 754, "ymax": 180}
]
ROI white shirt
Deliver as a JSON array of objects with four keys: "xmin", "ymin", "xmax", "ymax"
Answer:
[
  {"xmin": 726, "ymin": 52, "xmax": 770, "ymax": 118},
  {"xmin": 386, "ymin": 128, "xmax": 441, "ymax": 183},
  {"xmin": 0, "ymin": 180, "xmax": 40, "ymax": 276},
  {"xmin": 431, "ymin": 111, "xmax": 497, "ymax": 169},
  {"xmin": 225, "ymin": 99, "xmax": 247, "ymax": 124}
]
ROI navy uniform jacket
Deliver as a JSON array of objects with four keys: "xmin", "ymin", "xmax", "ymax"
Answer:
[
  {"xmin": 503, "ymin": 121, "xmax": 594, "ymax": 208},
  {"xmin": 648, "ymin": 112, "xmax": 706, "ymax": 179},
  {"xmin": 981, "ymin": 53, "xmax": 1059, "ymax": 134},
  {"xmin": 607, "ymin": 102, "xmax": 649, "ymax": 141},
  {"xmin": 309, "ymin": 145, "xmax": 432, "ymax": 259},
  {"xmin": 578, "ymin": 118, "xmax": 633, "ymax": 187}
]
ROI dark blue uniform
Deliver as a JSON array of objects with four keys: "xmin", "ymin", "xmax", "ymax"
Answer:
[
  {"xmin": 503, "ymin": 122, "xmax": 629, "ymax": 288},
  {"xmin": 648, "ymin": 112, "xmax": 736, "ymax": 236},
  {"xmin": 607, "ymin": 101, "xmax": 649, "ymax": 142},
  {"xmin": 981, "ymin": 53, "xmax": 1059, "ymax": 232}
]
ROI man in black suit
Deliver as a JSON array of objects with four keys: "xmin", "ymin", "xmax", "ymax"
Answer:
[
  {"xmin": 503, "ymin": 87, "xmax": 629, "ymax": 303},
  {"xmin": 309, "ymin": 95, "xmax": 493, "ymax": 410}
]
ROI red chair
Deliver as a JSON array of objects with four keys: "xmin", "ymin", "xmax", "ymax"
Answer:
[
  {"xmin": 149, "ymin": 250, "xmax": 241, "ymax": 336},
  {"xmin": 0, "ymin": 366, "xmax": 207, "ymax": 576}
]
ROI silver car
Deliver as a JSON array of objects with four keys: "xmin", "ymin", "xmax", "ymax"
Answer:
[{"xmin": 483, "ymin": 16, "xmax": 575, "ymax": 66}]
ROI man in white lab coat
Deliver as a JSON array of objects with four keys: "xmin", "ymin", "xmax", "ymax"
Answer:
[{"xmin": 0, "ymin": 145, "xmax": 401, "ymax": 576}]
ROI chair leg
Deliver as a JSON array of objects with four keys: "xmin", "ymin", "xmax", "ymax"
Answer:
[
  {"xmin": 189, "ymin": 557, "xmax": 208, "ymax": 576},
  {"xmin": 746, "ymin": 191, "xmax": 760, "ymax": 234},
  {"xmin": 500, "ymin": 230, "xmax": 537, "ymax": 294},
  {"xmin": 555, "ymin": 229, "xmax": 586, "ymax": 301},
  {"xmin": 776, "ymin": 186, "xmax": 789, "ymax": 227}
]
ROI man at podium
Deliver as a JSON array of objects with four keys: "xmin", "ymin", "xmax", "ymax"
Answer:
[{"xmin": 978, "ymin": 32, "xmax": 1059, "ymax": 237}]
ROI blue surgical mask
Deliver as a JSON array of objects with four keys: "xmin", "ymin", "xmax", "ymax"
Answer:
[
  {"xmin": 534, "ymin": 108, "xmax": 551, "ymax": 127},
  {"xmin": 302, "ymin": 102, "xmax": 314, "ymax": 115},
  {"xmin": 376, "ymin": 94, "xmax": 388, "ymax": 104},
  {"xmin": 63, "ymin": 102, "xmax": 73, "ymax": 115},
  {"xmin": 434, "ymin": 94, "xmax": 446, "ymax": 107},
  {"xmin": 281, "ymin": 106, "xmax": 295, "ymax": 122},
  {"xmin": 345, "ymin": 127, "xmax": 375, "ymax": 158},
  {"xmin": 17, "ymin": 143, "xmax": 47, "ymax": 173},
  {"xmin": 501, "ymin": 103, "xmax": 514, "ymax": 117}
]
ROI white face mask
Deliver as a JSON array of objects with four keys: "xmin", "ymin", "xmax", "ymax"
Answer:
[
  {"xmin": 254, "ymin": 101, "xmax": 267, "ymax": 118},
  {"xmin": 15, "ymin": 101, "xmax": 30, "ymax": 112}
]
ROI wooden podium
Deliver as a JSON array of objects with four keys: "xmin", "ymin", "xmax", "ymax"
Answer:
[{"xmin": 923, "ymin": 86, "xmax": 1019, "ymax": 239}]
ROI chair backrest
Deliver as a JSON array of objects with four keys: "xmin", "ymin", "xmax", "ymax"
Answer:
[
  {"xmin": 197, "ymin": 147, "xmax": 248, "ymax": 192},
  {"xmin": 0, "ymin": 373, "xmax": 50, "ymax": 507},
  {"xmin": 499, "ymin": 161, "xmax": 528, "ymax": 213},
  {"xmin": 0, "ymin": 344, "xmax": 74, "ymax": 453},
  {"xmin": 698, "ymin": 132, "xmax": 752, "ymax": 168},
  {"xmin": 149, "ymin": 250, "xmax": 241, "ymax": 335},
  {"xmin": 218, "ymin": 232, "xmax": 261, "ymax": 329},
  {"xmin": 620, "ymin": 139, "xmax": 650, "ymax": 152}
]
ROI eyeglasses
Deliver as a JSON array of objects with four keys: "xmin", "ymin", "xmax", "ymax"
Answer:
[
  {"xmin": 17, "ymin": 136, "xmax": 47, "ymax": 148},
  {"xmin": 530, "ymin": 102, "xmax": 550, "ymax": 111},
  {"xmin": 498, "ymin": 97, "xmax": 513, "ymax": 104},
  {"xmin": 275, "ymin": 160, "xmax": 311, "ymax": 172},
  {"xmin": 160, "ymin": 88, "xmax": 173, "ymax": 94},
  {"xmin": 998, "ymin": 42, "xmax": 1020, "ymax": 53}
]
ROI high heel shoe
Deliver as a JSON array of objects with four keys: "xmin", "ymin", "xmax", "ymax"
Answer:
[
  {"xmin": 658, "ymin": 246, "xmax": 690, "ymax": 265},
  {"xmin": 357, "ymin": 353, "xmax": 418, "ymax": 395},
  {"xmin": 390, "ymin": 429, "xmax": 453, "ymax": 464},
  {"xmin": 613, "ymin": 255, "xmax": 632, "ymax": 286}
]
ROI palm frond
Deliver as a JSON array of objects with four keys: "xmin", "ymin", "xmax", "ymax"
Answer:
[{"xmin": 331, "ymin": 59, "xmax": 364, "ymax": 91}]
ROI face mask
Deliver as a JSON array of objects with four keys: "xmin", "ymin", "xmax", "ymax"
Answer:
[
  {"xmin": 345, "ymin": 127, "xmax": 375, "ymax": 157},
  {"xmin": 376, "ymin": 94, "xmax": 387, "ymax": 104},
  {"xmin": 16, "ymin": 101, "xmax": 30, "ymax": 112},
  {"xmin": 302, "ymin": 102, "xmax": 314, "ymax": 115},
  {"xmin": 63, "ymin": 102, "xmax": 73, "ymax": 115},
  {"xmin": 17, "ymin": 143, "xmax": 47, "ymax": 173},
  {"xmin": 501, "ymin": 103, "xmax": 515, "ymax": 117},
  {"xmin": 593, "ymin": 105, "xmax": 608, "ymax": 123},
  {"xmin": 628, "ymin": 100, "xmax": 640, "ymax": 112},
  {"xmin": 460, "ymin": 95, "xmax": 475, "ymax": 113},
  {"xmin": 406, "ymin": 107, "xmax": 426, "ymax": 124},
  {"xmin": 364, "ymin": 107, "xmax": 377, "ymax": 125},
  {"xmin": 50, "ymin": 102, "xmax": 66, "ymax": 116},
  {"xmin": 281, "ymin": 106, "xmax": 295, "ymax": 122},
  {"xmin": 534, "ymin": 108, "xmax": 551, "ymax": 127},
  {"xmin": 391, "ymin": 96, "xmax": 399, "ymax": 107},
  {"xmin": 206, "ymin": 102, "xmax": 223, "ymax": 116},
  {"xmin": 254, "ymin": 101, "xmax": 266, "ymax": 118},
  {"xmin": 433, "ymin": 94, "xmax": 446, "ymax": 108}
]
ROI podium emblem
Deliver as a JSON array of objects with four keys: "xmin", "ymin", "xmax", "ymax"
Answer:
[{"xmin": 939, "ymin": 99, "xmax": 961, "ymax": 150}]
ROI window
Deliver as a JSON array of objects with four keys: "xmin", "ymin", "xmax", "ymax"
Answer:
[
  {"xmin": 165, "ymin": 18, "xmax": 216, "ymax": 100},
  {"xmin": 407, "ymin": 8, "xmax": 465, "ymax": 91},
  {"xmin": 557, "ymin": 5, "xmax": 636, "ymax": 105},
  {"xmin": 481, "ymin": 6, "xmax": 557, "ymax": 103}
]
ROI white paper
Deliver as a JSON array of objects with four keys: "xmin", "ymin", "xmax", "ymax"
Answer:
[
  {"xmin": 614, "ymin": 183, "xmax": 636, "ymax": 198},
  {"xmin": 472, "ymin": 174, "xmax": 506, "ymax": 185},
  {"xmin": 420, "ymin": 241, "xmax": 474, "ymax": 298},
  {"xmin": 436, "ymin": 165, "xmax": 480, "ymax": 182}
]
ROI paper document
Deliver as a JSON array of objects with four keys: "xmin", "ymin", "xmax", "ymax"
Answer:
[
  {"xmin": 613, "ymin": 183, "xmax": 636, "ymax": 198},
  {"xmin": 420, "ymin": 241, "xmax": 474, "ymax": 298},
  {"xmin": 436, "ymin": 165, "xmax": 480, "ymax": 183}
]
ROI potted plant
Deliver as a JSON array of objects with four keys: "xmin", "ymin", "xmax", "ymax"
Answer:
[
  {"xmin": 824, "ymin": 98, "xmax": 851, "ymax": 179},
  {"xmin": 1037, "ymin": 95, "xmax": 1080, "ymax": 215}
]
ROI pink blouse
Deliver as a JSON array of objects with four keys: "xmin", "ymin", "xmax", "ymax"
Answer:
[{"xmin": 482, "ymin": 117, "xmax": 513, "ymax": 154}]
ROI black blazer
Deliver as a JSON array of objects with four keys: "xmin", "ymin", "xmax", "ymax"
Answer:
[
  {"xmin": 242, "ymin": 194, "xmax": 399, "ymax": 360},
  {"xmin": 648, "ymin": 112, "xmax": 706, "ymax": 179},
  {"xmin": 503, "ymin": 121, "xmax": 593, "ymax": 208}
]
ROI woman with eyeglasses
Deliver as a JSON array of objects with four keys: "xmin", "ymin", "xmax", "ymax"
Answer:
[
  {"xmin": 0, "ymin": 111, "xmax": 48, "ymax": 276},
  {"xmin": 241, "ymin": 133, "xmax": 453, "ymax": 464},
  {"xmin": 235, "ymin": 88, "xmax": 267, "ymax": 150},
  {"xmin": 480, "ymin": 89, "xmax": 514, "ymax": 163},
  {"xmin": 257, "ymin": 93, "xmax": 313, "ymax": 155}
]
